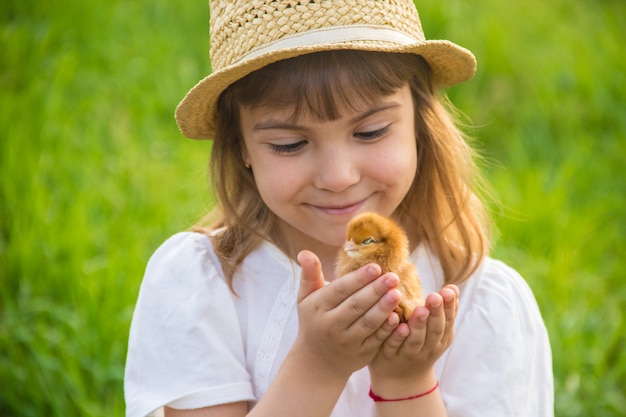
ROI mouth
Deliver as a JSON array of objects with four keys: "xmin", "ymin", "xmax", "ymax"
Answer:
[{"xmin": 312, "ymin": 200, "xmax": 365, "ymax": 216}]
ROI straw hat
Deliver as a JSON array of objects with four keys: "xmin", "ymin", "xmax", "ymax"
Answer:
[{"xmin": 175, "ymin": 0, "xmax": 477, "ymax": 139}]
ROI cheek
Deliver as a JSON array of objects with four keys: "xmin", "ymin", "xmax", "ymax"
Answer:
[
  {"xmin": 251, "ymin": 162, "xmax": 302, "ymax": 208},
  {"xmin": 371, "ymin": 140, "xmax": 418, "ymax": 187}
]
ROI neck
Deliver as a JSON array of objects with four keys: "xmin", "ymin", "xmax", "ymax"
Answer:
[{"xmin": 274, "ymin": 222, "xmax": 342, "ymax": 281}]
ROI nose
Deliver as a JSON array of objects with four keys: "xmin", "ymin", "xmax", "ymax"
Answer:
[{"xmin": 312, "ymin": 145, "xmax": 360, "ymax": 192}]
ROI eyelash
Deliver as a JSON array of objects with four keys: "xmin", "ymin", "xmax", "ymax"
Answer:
[
  {"xmin": 355, "ymin": 125, "xmax": 391, "ymax": 140},
  {"xmin": 267, "ymin": 125, "xmax": 391, "ymax": 154},
  {"xmin": 269, "ymin": 141, "xmax": 307, "ymax": 155}
]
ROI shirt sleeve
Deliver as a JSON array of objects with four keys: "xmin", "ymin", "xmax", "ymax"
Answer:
[
  {"xmin": 124, "ymin": 232, "xmax": 255, "ymax": 417},
  {"xmin": 439, "ymin": 259, "xmax": 554, "ymax": 417}
]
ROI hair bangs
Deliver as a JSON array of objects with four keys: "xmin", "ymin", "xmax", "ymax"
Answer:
[{"xmin": 230, "ymin": 50, "xmax": 419, "ymax": 122}]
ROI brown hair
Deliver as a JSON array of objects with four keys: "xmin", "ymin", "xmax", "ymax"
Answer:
[{"xmin": 194, "ymin": 50, "xmax": 491, "ymax": 286}]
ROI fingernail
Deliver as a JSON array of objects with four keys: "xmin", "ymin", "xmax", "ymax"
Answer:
[
  {"xmin": 387, "ymin": 314, "xmax": 399, "ymax": 326},
  {"xmin": 367, "ymin": 265, "xmax": 380, "ymax": 278},
  {"xmin": 386, "ymin": 290, "xmax": 401, "ymax": 303},
  {"xmin": 384, "ymin": 274, "xmax": 399, "ymax": 287}
]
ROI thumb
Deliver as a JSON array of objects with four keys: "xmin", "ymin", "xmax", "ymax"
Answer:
[{"xmin": 296, "ymin": 250, "xmax": 326, "ymax": 303}]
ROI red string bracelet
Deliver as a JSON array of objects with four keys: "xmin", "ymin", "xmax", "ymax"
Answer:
[{"xmin": 369, "ymin": 381, "xmax": 439, "ymax": 402}]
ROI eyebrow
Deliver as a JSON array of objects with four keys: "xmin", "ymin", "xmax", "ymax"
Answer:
[{"xmin": 252, "ymin": 101, "xmax": 401, "ymax": 131}]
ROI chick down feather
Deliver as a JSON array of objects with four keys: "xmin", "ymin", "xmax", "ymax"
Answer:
[{"xmin": 335, "ymin": 212, "xmax": 424, "ymax": 322}]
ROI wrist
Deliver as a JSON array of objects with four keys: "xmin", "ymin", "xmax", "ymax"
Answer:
[
  {"xmin": 369, "ymin": 368, "xmax": 438, "ymax": 400},
  {"xmin": 369, "ymin": 380, "xmax": 439, "ymax": 402},
  {"xmin": 288, "ymin": 338, "xmax": 354, "ymax": 382}
]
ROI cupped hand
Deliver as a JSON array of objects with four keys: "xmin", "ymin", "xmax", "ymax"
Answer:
[
  {"xmin": 369, "ymin": 285, "xmax": 460, "ymax": 385},
  {"xmin": 293, "ymin": 250, "xmax": 403, "ymax": 377}
]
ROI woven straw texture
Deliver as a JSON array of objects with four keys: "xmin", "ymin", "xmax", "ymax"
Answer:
[
  {"xmin": 210, "ymin": 0, "xmax": 424, "ymax": 70},
  {"xmin": 176, "ymin": 0, "xmax": 476, "ymax": 139}
]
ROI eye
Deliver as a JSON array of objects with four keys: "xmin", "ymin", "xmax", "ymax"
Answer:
[
  {"xmin": 355, "ymin": 125, "xmax": 391, "ymax": 141},
  {"xmin": 268, "ymin": 141, "xmax": 307, "ymax": 155},
  {"xmin": 361, "ymin": 237, "xmax": 378, "ymax": 245}
]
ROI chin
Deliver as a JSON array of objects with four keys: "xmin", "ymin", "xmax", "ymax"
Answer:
[{"xmin": 316, "ymin": 230, "xmax": 348, "ymax": 250}]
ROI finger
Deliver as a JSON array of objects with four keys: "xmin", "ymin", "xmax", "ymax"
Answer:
[
  {"xmin": 379, "ymin": 321, "xmax": 411, "ymax": 356},
  {"xmin": 324, "ymin": 263, "xmax": 382, "ymax": 308},
  {"xmin": 440, "ymin": 286, "xmax": 458, "ymax": 325},
  {"xmin": 442, "ymin": 284, "xmax": 460, "ymax": 310},
  {"xmin": 296, "ymin": 250, "xmax": 326, "ymax": 303},
  {"xmin": 401, "ymin": 293, "xmax": 442, "ymax": 351},
  {"xmin": 400, "ymin": 305, "xmax": 429, "ymax": 353},
  {"xmin": 343, "ymin": 272, "xmax": 398, "ymax": 323},
  {"xmin": 422, "ymin": 293, "xmax": 447, "ymax": 349},
  {"xmin": 369, "ymin": 311, "xmax": 401, "ymax": 346},
  {"xmin": 345, "ymin": 277, "xmax": 401, "ymax": 337},
  {"xmin": 444, "ymin": 284, "xmax": 460, "ymax": 299}
]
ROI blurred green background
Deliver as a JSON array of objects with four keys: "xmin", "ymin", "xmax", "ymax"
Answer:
[{"xmin": 1, "ymin": 0, "xmax": 624, "ymax": 416}]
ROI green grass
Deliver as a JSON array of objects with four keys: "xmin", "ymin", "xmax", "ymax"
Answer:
[{"xmin": 1, "ymin": 0, "xmax": 624, "ymax": 416}]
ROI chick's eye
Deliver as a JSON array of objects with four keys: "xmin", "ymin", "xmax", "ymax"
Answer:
[
  {"xmin": 355, "ymin": 125, "xmax": 391, "ymax": 141},
  {"xmin": 361, "ymin": 237, "xmax": 378, "ymax": 245}
]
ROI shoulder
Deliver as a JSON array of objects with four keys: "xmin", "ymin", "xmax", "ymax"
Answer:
[
  {"xmin": 136, "ymin": 231, "xmax": 292, "ymax": 315},
  {"xmin": 133, "ymin": 232, "xmax": 229, "ymax": 324},
  {"xmin": 467, "ymin": 257, "xmax": 538, "ymax": 304},
  {"xmin": 145, "ymin": 231, "xmax": 220, "ymax": 278},
  {"xmin": 145, "ymin": 231, "xmax": 287, "ymax": 280}
]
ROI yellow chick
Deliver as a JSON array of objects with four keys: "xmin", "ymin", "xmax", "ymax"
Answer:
[{"xmin": 335, "ymin": 212, "xmax": 424, "ymax": 322}]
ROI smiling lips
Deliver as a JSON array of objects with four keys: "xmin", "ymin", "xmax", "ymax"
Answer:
[{"xmin": 312, "ymin": 200, "xmax": 365, "ymax": 216}]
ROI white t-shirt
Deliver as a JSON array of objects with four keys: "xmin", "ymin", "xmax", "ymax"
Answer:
[{"xmin": 124, "ymin": 232, "xmax": 553, "ymax": 417}]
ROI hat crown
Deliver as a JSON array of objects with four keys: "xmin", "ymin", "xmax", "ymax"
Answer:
[{"xmin": 209, "ymin": 0, "xmax": 425, "ymax": 71}]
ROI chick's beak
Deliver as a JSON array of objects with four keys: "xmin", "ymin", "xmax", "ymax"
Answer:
[{"xmin": 344, "ymin": 239, "xmax": 361, "ymax": 258}]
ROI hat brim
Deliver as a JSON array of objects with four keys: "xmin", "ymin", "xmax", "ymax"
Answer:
[{"xmin": 175, "ymin": 40, "xmax": 476, "ymax": 139}]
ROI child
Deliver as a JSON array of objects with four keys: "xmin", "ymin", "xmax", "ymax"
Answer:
[{"xmin": 125, "ymin": 1, "xmax": 554, "ymax": 416}]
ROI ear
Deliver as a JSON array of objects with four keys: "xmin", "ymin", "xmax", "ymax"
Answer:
[{"xmin": 241, "ymin": 146, "xmax": 251, "ymax": 168}]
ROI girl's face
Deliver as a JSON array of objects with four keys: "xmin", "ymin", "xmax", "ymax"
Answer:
[{"xmin": 240, "ymin": 85, "xmax": 418, "ymax": 254}]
